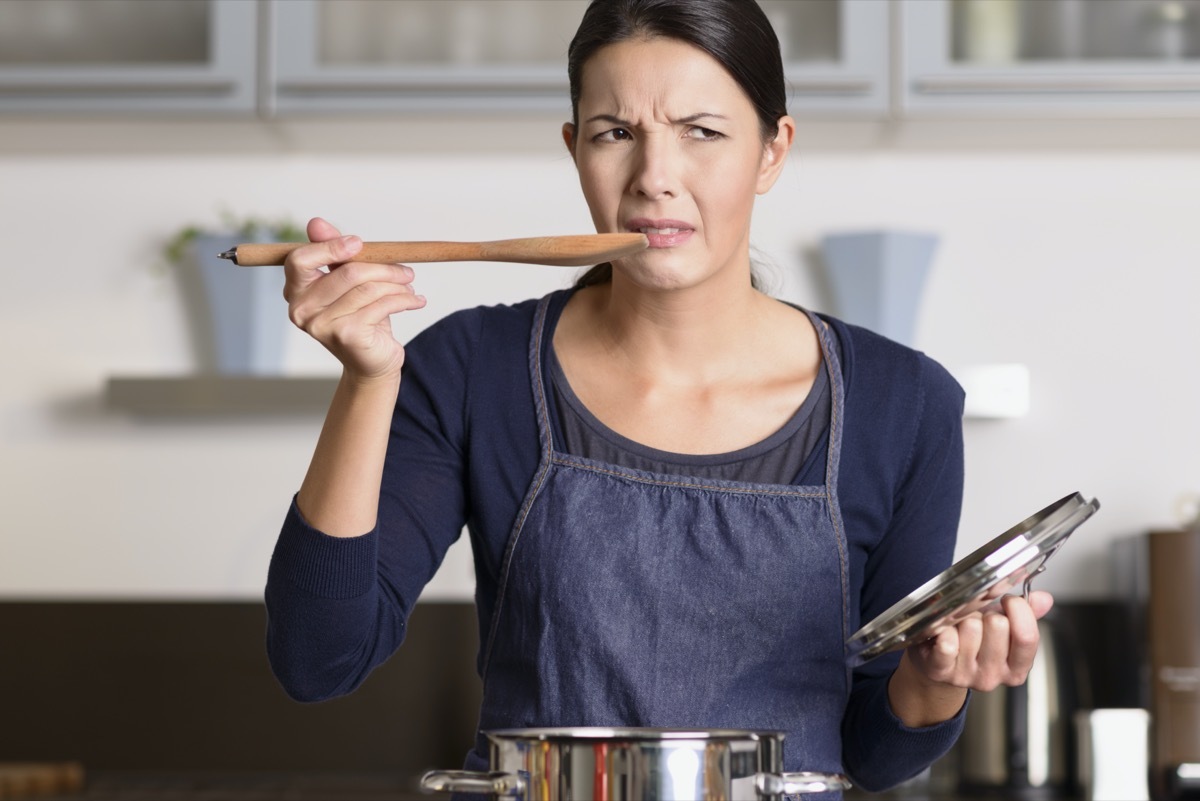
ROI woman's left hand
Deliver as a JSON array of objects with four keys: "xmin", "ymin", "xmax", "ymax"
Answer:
[
  {"xmin": 886, "ymin": 590, "xmax": 1054, "ymax": 728},
  {"xmin": 906, "ymin": 590, "xmax": 1054, "ymax": 691}
]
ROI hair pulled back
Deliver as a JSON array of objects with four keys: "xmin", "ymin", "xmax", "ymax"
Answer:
[{"xmin": 567, "ymin": 0, "xmax": 788, "ymax": 289}]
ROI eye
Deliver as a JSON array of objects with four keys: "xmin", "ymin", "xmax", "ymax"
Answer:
[
  {"xmin": 686, "ymin": 127, "xmax": 725, "ymax": 141},
  {"xmin": 594, "ymin": 127, "xmax": 633, "ymax": 143}
]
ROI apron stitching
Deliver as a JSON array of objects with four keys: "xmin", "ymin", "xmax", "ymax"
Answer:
[
  {"xmin": 552, "ymin": 455, "xmax": 826, "ymax": 496},
  {"xmin": 813, "ymin": 313, "xmax": 853, "ymax": 675},
  {"xmin": 480, "ymin": 295, "xmax": 556, "ymax": 682}
]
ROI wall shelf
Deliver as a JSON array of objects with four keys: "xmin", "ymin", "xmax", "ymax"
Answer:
[
  {"xmin": 105, "ymin": 376, "xmax": 337, "ymax": 416},
  {"xmin": 955, "ymin": 364, "xmax": 1030, "ymax": 420}
]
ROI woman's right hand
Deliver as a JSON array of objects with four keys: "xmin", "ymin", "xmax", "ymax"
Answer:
[{"xmin": 284, "ymin": 217, "xmax": 427, "ymax": 382}]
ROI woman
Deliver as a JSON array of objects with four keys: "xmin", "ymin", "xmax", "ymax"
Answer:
[{"xmin": 265, "ymin": 0, "xmax": 1052, "ymax": 793}]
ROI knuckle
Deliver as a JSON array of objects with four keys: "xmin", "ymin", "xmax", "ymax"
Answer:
[
  {"xmin": 1013, "ymin": 628, "xmax": 1040, "ymax": 648},
  {"xmin": 288, "ymin": 304, "xmax": 308, "ymax": 329},
  {"xmin": 335, "ymin": 261, "xmax": 364, "ymax": 284},
  {"xmin": 350, "ymin": 280, "xmax": 382, "ymax": 304}
]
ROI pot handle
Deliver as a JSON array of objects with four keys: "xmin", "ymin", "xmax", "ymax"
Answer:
[
  {"xmin": 755, "ymin": 771, "xmax": 851, "ymax": 796},
  {"xmin": 420, "ymin": 770, "xmax": 525, "ymax": 797}
]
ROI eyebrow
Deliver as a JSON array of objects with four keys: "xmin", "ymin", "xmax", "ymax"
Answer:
[{"xmin": 583, "ymin": 112, "xmax": 729, "ymax": 126}]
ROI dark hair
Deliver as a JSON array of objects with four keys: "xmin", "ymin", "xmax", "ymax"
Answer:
[{"xmin": 566, "ymin": 0, "xmax": 788, "ymax": 290}]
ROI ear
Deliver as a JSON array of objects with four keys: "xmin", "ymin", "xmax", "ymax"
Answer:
[
  {"xmin": 562, "ymin": 122, "xmax": 578, "ymax": 161},
  {"xmin": 756, "ymin": 115, "xmax": 795, "ymax": 195}
]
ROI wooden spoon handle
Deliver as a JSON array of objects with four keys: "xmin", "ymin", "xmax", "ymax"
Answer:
[{"xmin": 223, "ymin": 234, "xmax": 648, "ymax": 267}]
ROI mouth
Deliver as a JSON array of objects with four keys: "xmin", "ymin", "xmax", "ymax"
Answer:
[{"xmin": 625, "ymin": 218, "xmax": 695, "ymax": 249}]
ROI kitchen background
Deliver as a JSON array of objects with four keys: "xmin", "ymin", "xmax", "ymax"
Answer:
[{"xmin": 1, "ymin": 0, "xmax": 1198, "ymax": 799}]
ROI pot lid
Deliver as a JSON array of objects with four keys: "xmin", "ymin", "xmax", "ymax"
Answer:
[{"xmin": 846, "ymin": 492, "xmax": 1100, "ymax": 666}]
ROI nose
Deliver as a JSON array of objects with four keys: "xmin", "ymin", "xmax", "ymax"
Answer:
[{"xmin": 628, "ymin": 134, "xmax": 679, "ymax": 200}]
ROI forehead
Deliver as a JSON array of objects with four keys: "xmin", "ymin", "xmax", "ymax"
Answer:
[{"xmin": 577, "ymin": 36, "xmax": 751, "ymax": 117}]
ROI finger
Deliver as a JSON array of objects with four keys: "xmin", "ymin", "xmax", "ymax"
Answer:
[
  {"xmin": 303, "ymin": 262, "xmax": 417, "ymax": 307},
  {"xmin": 288, "ymin": 234, "xmax": 363, "ymax": 274},
  {"xmin": 1027, "ymin": 589, "xmax": 1055, "ymax": 619},
  {"xmin": 352, "ymin": 290, "xmax": 428, "ymax": 328},
  {"xmin": 918, "ymin": 625, "xmax": 961, "ymax": 682},
  {"xmin": 973, "ymin": 611, "xmax": 1011, "ymax": 690},
  {"xmin": 283, "ymin": 235, "xmax": 364, "ymax": 300},
  {"xmin": 954, "ymin": 613, "xmax": 985, "ymax": 672},
  {"xmin": 1001, "ymin": 595, "xmax": 1042, "ymax": 681},
  {"xmin": 289, "ymin": 264, "xmax": 418, "ymax": 326},
  {"xmin": 312, "ymin": 292, "xmax": 428, "ymax": 352},
  {"xmin": 312, "ymin": 278, "xmax": 420, "ymax": 327},
  {"xmin": 326, "ymin": 262, "xmax": 416, "ymax": 293}
]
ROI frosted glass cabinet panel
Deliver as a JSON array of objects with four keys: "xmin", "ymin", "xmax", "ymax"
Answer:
[
  {"xmin": 0, "ymin": 0, "xmax": 258, "ymax": 113},
  {"xmin": 902, "ymin": 0, "xmax": 1200, "ymax": 113},
  {"xmin": 0, "ymin": 0, "xmax": 209, "ymax": 64},
  {"xmin": 272, "ymin": 0, "xmax": 889, "ymax": 115},
  {"xmin": 315, "ymin": 1, "xmax": 590, "ymax": 68}
]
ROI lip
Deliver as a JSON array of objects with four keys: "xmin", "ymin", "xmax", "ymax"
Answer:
[{"xmin": 625, "ymin": 218, "xmax": 695, "ymax": 249}]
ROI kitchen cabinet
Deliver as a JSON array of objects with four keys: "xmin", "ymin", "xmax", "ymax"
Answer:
[
  {"xmin": 6, "ymin": 1, "xmax": 1199, "ymax": 119},
  {"xmin": 900, "ymin": 0, "xmax": 1200, "ymax": 114},
  {"xmin": 270, "ymin": 0, "xmax": 890, "ymax": 116},
  {"xmin": 0, "ymin": 0, "xmax": 258, "ymax": 113}
]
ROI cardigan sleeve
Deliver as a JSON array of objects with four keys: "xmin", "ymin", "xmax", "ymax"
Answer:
[
  {"xmin": 263, "ymin": 309, "xmax": 482, "ymax": 702},
  {"xmin": 840, "ymin": 346, "xmax": 968, "ymax": 791}
]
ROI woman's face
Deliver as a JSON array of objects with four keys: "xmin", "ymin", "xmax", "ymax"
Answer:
[{"xmin": 564, "ymin": 36, "xmax": 793, "ymax": 292}]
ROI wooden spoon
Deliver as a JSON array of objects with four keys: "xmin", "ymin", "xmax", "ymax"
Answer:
[{"xmin": 218, "ymin": 233, "xmax": 648, "ymax": 267}]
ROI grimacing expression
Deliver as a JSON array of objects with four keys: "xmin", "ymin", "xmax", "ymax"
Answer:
[{"xmin": 565, "ymin": 36, "xmax": 791, "ymax": 292}]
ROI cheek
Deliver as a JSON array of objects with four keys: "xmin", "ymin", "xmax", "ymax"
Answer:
[
  {"xmin": 697, "ymin": 156, "xmax": 760, "ymax": 222},
  {"xmin": 576, "ymin": 159, "xmax": 623, "ymax": 218}
]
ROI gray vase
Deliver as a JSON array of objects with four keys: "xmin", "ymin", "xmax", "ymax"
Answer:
[
  {"xmin": 818, "ymin": 230, "xmax": 938, "ymax": 348},
  {"xmin": 184, "ymin": 231, "xmax": 287, "ymax": 375}
]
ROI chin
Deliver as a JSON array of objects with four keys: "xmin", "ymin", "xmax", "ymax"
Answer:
[{"xmin": 612, "ymin": 257, "xmax": 699, "ymax": 292}]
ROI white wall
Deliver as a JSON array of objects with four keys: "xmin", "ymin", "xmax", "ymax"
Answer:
[{"xmin": 2, "ymin": 117, "xmax": 1198, "ymax": 601}]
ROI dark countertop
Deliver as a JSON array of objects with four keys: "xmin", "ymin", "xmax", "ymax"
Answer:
[{"xmin": 24, "ymin": 771, "xmax": 428, "ymax": 801}]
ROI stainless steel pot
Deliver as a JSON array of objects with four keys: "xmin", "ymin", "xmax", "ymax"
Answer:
[{"xmin": 420, "ymin": 727, "xmax": 850, "ymax": 800}]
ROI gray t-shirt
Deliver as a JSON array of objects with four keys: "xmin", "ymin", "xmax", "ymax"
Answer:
[{"xmin": 548, "ymin": 335, "xmax": 832, "ymax": 485}]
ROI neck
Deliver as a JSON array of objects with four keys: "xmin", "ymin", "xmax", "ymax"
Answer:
[{"xmin": 592, "ymin": 270, "xmax": 767, "ymax": 385}]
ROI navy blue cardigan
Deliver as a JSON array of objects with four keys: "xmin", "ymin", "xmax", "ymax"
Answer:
[{"xmin": 265, "ymin": 289, "xmax": 967, "ymax": 791}]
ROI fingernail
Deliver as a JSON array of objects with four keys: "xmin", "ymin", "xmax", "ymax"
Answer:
[
  {"xmin": 343, "ymin": 235, "xmax": 362, "ymax": 249},
  {"xmin": 402, "ymin": 264, "xmax": 414, "ymax": 278}
]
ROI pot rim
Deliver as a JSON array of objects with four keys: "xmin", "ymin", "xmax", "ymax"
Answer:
[{"xmin": 485, "ymin": 727, "xmax": 785, "ymax": 742}]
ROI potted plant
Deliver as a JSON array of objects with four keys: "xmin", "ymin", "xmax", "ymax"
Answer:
[{"xmin": 163, "ymin": 212, "xmax": 304, "ymax": 376}]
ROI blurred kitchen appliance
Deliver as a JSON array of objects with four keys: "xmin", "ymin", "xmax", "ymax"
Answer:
[
  {"xmin": 956, "ymin": 611, "xmax": 1090, "ymax": 798},
  {"xmin": 1114, "ymin": 528, "xmax": 1200, "ymax": 800}
]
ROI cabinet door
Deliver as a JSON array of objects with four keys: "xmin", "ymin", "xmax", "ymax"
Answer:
[
  {"xmin": 272, "ymin": 0, "xmax": 585, "ymax": 113},
  {"xmin": 0, "ymin": 0, "xmax": 257, "ymax": 113},
  {"xmin": 271, "ymin": 0, "xmax": 888, "ymax": 116},
  {"xmin": 901, "ymin": 0, "xmax": 1200, "ymax": 114},
  {"xmin": 765, "ymin": 0, "xmax": 890, "ymax": 116}
]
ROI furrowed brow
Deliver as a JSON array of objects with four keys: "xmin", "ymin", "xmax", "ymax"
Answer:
[
  {"xmin": 584, "ymin": 114, "xmax": 632, "ymax": 126},
  {"xmin": 583, "ymin": 112, "xmax": 729, "ymax": 126},
  {"xmin": 673, "ymin": 112, "xmax": 729, "ymax": 125}
]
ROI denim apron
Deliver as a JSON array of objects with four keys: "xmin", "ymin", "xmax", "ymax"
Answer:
[{"xmin": 470, "ymin": 293, "xmax": 851, "ymax": 791}]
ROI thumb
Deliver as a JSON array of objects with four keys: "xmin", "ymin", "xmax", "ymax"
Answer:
[{"xmin": 306, "ymin": 216, "xmax": 343, "ymax": 243}]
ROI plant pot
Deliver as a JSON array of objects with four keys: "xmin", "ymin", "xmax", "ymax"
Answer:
[
  {"xmin": 818, "ymin": 230, "xmax": 938, "ymax": 348},
  {"xmin": 181, "ymin": 231, "xmax": 287, "ymax": 375}
]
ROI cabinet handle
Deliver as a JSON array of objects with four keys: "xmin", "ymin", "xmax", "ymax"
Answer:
[
  {"xmin": 0, "ymin": 79, "xmax": 237, "ymax": 96},
  {"xmin": 914, "ymin": 73, "xmax": 1200, "ymax": 95},
  {"xmin": 787, "ymin": 76, "xmax": 875, "ymax": 95},
  {"xmin": 276, "ymin": 78, "xmax": 565, "ymax": 94},
  {"xmin": 278, "ymin": 76, "xmax": 878, "ymax": 97}
]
